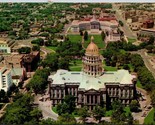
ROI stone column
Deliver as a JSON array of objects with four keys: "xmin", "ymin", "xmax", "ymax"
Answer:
[
  {"xmin": 97, "ymin": 95, "xmax": 100, "ymax": 104},
  {"xmin": 63, "ymin": 90, "xmax": 65, "ymax": 96},
  {"xmin": 68, "ymin": 88, "xmax": 70, "ymax": 94},
  {"xmin": 71, "ymin": 88, "xmax": 73, "ymax": 95},
  {"xmin": 55, "ymin": 90, "xmax": 57, "ymax": 98},
  {"xmin": 75, "ymin": 88, "xmax": 77, "ymax": 96},
  {"xmin": 51, "ymin": 90, "xmax": 53, "ymax": 98},
  {"xmin": 93, "ymin": 95, "xmax": 95, "ymax": 104},
  {"xmin": 83, "ymin": 95, "xmax": 87, "ymax": 104},
  {"xmin": 89, "ymin": 95, "xmax": 91, "ymax": 104}
]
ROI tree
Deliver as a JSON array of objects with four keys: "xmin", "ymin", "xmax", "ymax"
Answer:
[
  {"xmin": 26, "ymin": 68, "xmax": 50, "ymax": 94},
  {"xmin": 101, "ymin": 31, "xmax": 106, "ymax": 41},
  {"xmin": 57, "ymin": 113, "xmax": 76, "ymax": 124},
  {"xmin": 78, "ymin": 106, "xmax": 89, "ymax": 123},
  {"xmin": 32, "ymin": 45, "xmax": 40, "ymax": 51},
  {"xmin": 30, "ymin": 108, "xmax": 43, "ymax": 122},
  {"xmin": 2, "ymin": 93, "xmax": 34, "ymax": 124},
  {"xmin": 80, "ymin": 30, "xmax": 83, "ymax": 36},
  {"xmin": 27, "ymin": 75, "xmax": 46, "ymax": 94},
  {"xmin": 111, "ymin": 100, "xmax": 125, "ymax": 123},
  {"xmin": 18, "ymin": 47, "xmax": 31, "ymax": 54},
  {"xmin": 145, "ymin": 45, "xmax": 154, "ymax": 53},
  {"xmin": 127, "ymin": 112, "xmax": 133, "ymax": 125},
  {"xmin": 92, "ymin": 105, "xmax": 105, "ymax": 123},
  {"xmin": 58, "ymin": 58, "xmax": 69, "ymax": 70},
  {"xmin": 39, "ymin": 118, "xmax": 56, "ymax": 125},
  {"xmin": 57, "ymin": 95, "xmax": 76, "ymax": 115},
  {"xmin": 31, "ymin": 38, "xmax": 44, "ymax": 46},
  {"xmin": 119, "ymin": 20, "xmax": 124, "ymax": 27},
  {"xmin": 148, "ymin": 35, "xmax": 154, "ymax": 44},
  {"xmin": 41, "ymin": 53, "xmax": 58, "ymax": 71},
  {"xmin": 84, "ymin": 31, "xmax": 88, "ymax": 41},
  {"xmin": 151, "ymin": 90, "xmax": 155, "ymax": 108},
  {"xmin": 129, "ymin": 100, "xmax": 140, "ymax": 112}
]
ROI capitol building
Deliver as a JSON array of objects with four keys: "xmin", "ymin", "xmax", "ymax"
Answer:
[{"xmin": 48, "ymin": 37, "xmax": 137, "ymax": 110}]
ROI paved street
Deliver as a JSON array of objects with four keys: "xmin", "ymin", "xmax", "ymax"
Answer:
[
  {"xmin": 34, "ymin": 94, "xmax": 58, "ymax": 120},
  {"xmin": 112, "ymin": 4, "xmax": 137, "ymax": 39},
  {"xmin": 132, "ymin": 87, "xmax": 151, "ymax": 124},
  {"xmin": 131, "ymin": 49, "xmax": 155, "ymax": 79}
]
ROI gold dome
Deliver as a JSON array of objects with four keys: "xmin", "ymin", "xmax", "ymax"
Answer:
[{"xmin": 85, "ymin": 36, "xmax": 99, "ymax": 56}]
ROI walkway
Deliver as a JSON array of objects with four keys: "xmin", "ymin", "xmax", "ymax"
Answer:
[
  {"xmin": 132, "ymin": 87, "xmax": 151, "ymax": 124},
  {"xmin": 34, "ymin": 94, "xmax": 58, "ymax": 120}
]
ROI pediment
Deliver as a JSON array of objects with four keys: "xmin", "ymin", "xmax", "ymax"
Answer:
[{"xmin": 85, "ymin": 88, "xmax": 100, "ymax": 94}]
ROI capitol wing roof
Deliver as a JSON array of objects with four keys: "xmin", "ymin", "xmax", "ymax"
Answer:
[
  {"xmin": 50, "ymin": 69, "xmax": 134, "ymax": 90},
  {"xmin": 99, "ymin": 69, "xmax": 134, "ymax": 84},
  {"xmin": 51, "ymin": 69, "xmax": 82, "ymax": 85}
]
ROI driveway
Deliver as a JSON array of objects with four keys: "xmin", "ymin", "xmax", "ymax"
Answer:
[
  {"xmin": 34, "ymin": 94, "xmax": 58, "ymax": 120},
  {"xmin": 132, "ymin": 87, "xmax": 151, "ymax": 124}
]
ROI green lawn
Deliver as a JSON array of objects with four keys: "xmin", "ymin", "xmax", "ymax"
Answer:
[
  {"xmin": 46, "ymin": 46, "xmax": 57, "ymax": 51},
  {"xmin": 124, "ymin": 106, "xmax": 131, "ymax": 116},
  {"xmin": 127, "ymin": 38, "xmax": 136, "ymax": 43},
  {"xmin": 69, "ymin": 60, "xmax": 82, "ymax": 71},
  {"xmin": 52, "ymin": 106, "xmax": 57, "ymax": 114},
  {"xmin": 144, "ymin": 109, "xmax": 155, "ymax": 124},
  {"xmin": 136, "ymin": 80, "xmax": 143, "ymax": 89},
  {"xmin": 127, "ymin": 64, "xmax": 134, "ymax": 72},
  {"xmin": 69, "ymin": 59, "xmax": 117, "ymax": 72},
  {"xmin": 67, "ymin": 34, "xmax": 105, "ymax": 49},
  {"xmin": 106, "ymin": 110, "xmax": 113, "ymax": 116},
  {"xmin": 103, "ymin": 60, "xmax": 117, "ymax": 71},
  {"xmin": 104, "ymin": 66, "xmax": 117, "ymax": 71}
]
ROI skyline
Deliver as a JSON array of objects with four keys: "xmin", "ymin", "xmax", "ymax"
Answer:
[{"xmin": 0, "ymin": 0, "xmax": 155, "ymax": 2}]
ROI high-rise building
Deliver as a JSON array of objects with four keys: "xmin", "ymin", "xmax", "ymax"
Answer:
[{"xmin": 0, "ymin": 67, "xmax": 12, "ymax": 92}]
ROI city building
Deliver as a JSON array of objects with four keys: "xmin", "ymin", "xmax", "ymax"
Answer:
[
  {"xmin": 11, "ymin": 68, "xmax": 27, "ymax": 86},
  {"xmin": 48, "ymin": 37, "xmax": 136, "ymax": 110},
  {"xmin": 0, "ymin": 67, "xmax": 12, "ymax": 92},
  {"xmin": 0, "ymin": 51, "xmax": 40, "ymax": 72},
  {"xmin": 142, "ymin": 20, "xmax": 154, "ymax": 29},
  {"xmin": 22, "ymin": 51, "xmax": 40, "ymax": 72},
  {"xmin": 0, "ymin": 54, "xmax": 24, "ymax": 68},
  {"xmin": 139, "ymin": 28, "xmax": 155, "ymax": 37},
  {"xmin": 70, "ymin": 15, "xmax": 120, "ymax": 41},
  {"xmin": 0, "ymin": 38, "xmax": 16, "ymax": 54}
]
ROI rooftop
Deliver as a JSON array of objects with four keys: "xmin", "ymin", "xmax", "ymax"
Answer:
[{"xmin": 49, "ymin": 69, "xmax": 135, "ymax": 91}]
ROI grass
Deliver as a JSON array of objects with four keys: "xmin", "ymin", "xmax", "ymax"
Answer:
[
  {"xmin": 128, "ymin": 64, "xmax": 134, "ymax": 72},
  {"xmin": 69, "ymin": 59, "xmax": 82, "ymax": 71},
  {"xmin": 105, "ymin": 110, "xmax": 113, "ymax": 116},
  {"xmin": 120, "ymin": 49, "xmax": 126, "ymax": 54},
  {"xmin": 103, "ymin": 60, "xmax": 117, "ymax": 71},
  {"xmin": 127, "ymin": 38, "xmax": 136, "ymax": 43},
  {"xmin": 67, "ymin": 34, "xmax": 105, "ymax": 49},
  {"xmin": 148, "ymin": 53, "xmax": 155, "ymax": 56},
  {"xmin": 52, "ymin": 106, "xmax": 57, "ymax": 114},
  {"xmin": 136, "ymin": 80, "xmax": 143, "ymax": 89},
  {"xmin": 144, "ymin": 109, "xmax": 155, "ymax": 124},
  {"xmin": 124, "ymin": 106, "xmax": 131, "ymax": 116},
  {"xmin": 69, "ymin": 59, "xmax": 117, "ymax": 72},
  {"xmin": 46, "ymin": 46, "xmax": 57, "ymax": 51},
  {"xmin": 104, "ymin": 66, "xmax": 117, "ymax": 71}
]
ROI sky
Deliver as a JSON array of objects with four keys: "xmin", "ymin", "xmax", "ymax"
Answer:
[{"xmin": 0, "ymin": 0, "xmax": 155, "ymax": 2}]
